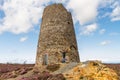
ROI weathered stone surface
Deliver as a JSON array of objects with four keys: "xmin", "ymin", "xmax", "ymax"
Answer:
[
  {"xmin": 35, "ymin": 4, "xmax": 80, "ymax": 66},
  {"xmin": 63, "ymin": 61, "xmax": 118, "ymax": 80}
]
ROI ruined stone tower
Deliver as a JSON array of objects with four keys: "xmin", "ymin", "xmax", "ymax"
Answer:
[{"xmin": 36, "ymin": 4, "xmax": 80, "ymax": 66}]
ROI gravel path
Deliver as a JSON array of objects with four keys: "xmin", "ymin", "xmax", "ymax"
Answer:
[{"xmin": 53, "ymin": 62, "xmax": 78, "ymax": 74}]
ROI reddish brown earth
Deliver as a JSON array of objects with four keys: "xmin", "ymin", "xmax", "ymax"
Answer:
[
  {"xmin": 0, "ymin": 64, "xmax": 34, "ymax": 79},
  {"xmin": 0, "ymin": 63, "xmax": 119, "ymax": 80},
  {"xmin": 0, "ymin": 63, "xmax": 34, "ymax": 73},
  {"xmin": 105, "ymin": 64, "xmax": 120, "ymax": 79},
  {"xmin": 0, "ymin": 63, "xmax": 65, "ymax": 80}
]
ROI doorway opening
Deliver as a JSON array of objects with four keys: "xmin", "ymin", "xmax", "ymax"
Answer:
[
  {"xmin": 43, "ymin": 53, "xmax": 48, "ymax": 65},
  {"xmin": 61, "ymin": 52, "xmax": 66, "ymax": 63}
]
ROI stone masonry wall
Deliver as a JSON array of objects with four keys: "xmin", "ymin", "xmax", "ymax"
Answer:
[{"xmin": 36, "ymin": 4, "xmax": 80, "ymax": 66}]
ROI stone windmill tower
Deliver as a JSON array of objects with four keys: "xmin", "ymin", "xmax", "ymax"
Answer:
[{"xmin": 36, "ymin": 4, "xmax": 80, "ymax": 66}]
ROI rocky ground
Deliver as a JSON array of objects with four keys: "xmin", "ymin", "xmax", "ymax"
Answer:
[
  {"xmin": 105, "ymin": 64, "xmax": 120, "ymax": 80},
  {"xmin": 0, "ymin": 61, "xmax": 120, "ymax": 80},
  {"xmin": 63, "ymin": 61, "xmax": 118, "ymax": 80}
]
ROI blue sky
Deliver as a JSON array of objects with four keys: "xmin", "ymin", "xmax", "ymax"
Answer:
[{"xmin": 0, "ymin": 0, "xmax": 120, "ymax": 63}]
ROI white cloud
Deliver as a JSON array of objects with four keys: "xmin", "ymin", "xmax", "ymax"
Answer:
[
  {"xmin": 51, "ymin": 0, "xmax": 68, "ymax": 3},
  {"xmin": 99, "ymin": 29, "xmax": 106, "ymax": 34},
  {"xmin": 100, "ymin": 12, "xmax": 110, "ymax": 18},
  {"xmin": 1, "ymin": 0, "xmax": 118, "ymax": 35},
  {"xmin": 67, "ymin": 0, "xmax": 100, "ymax": 25},
  {"xmin": 0, "ymin": 0, "xmax": 50, "ymax": 34},
  {"xmin": 110, "ymin": 1, "xmax": 120, "ymax": 21},
  {"xmin": 80, "ymin": 23, "xmax": 98, "ymax": 35},
  {"xmin": 97, "ymin": 0, "xmax": 120, "ymax": 21},
  {"xmin": 20, "ymin": 37, "xmax": 28, "ymax": 42},
  {"xmin": 100, "ymin": 40, "xmax": 111, "ymax": 46}
]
